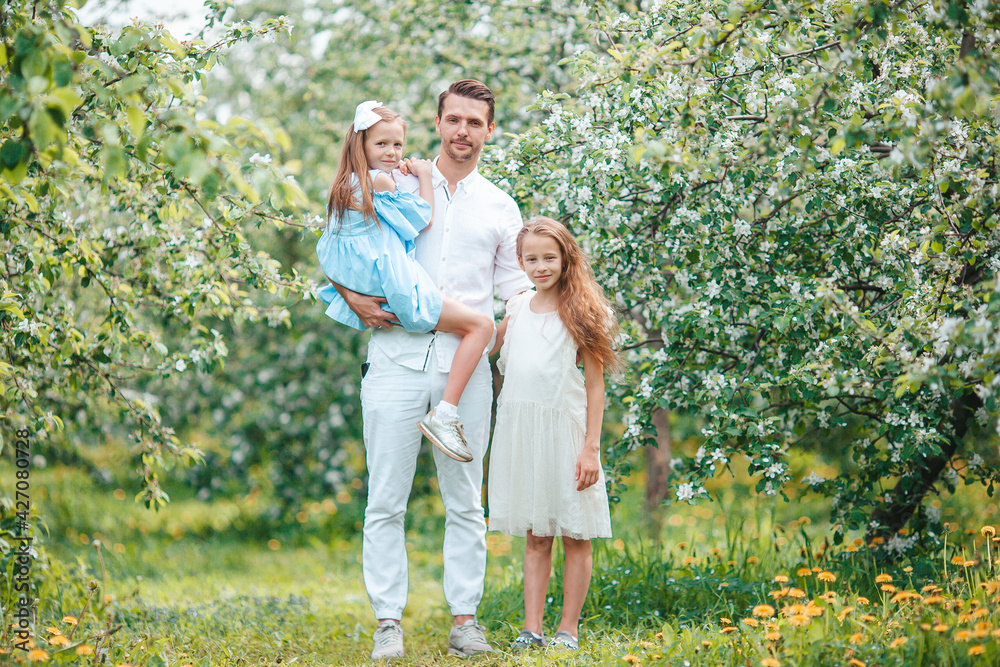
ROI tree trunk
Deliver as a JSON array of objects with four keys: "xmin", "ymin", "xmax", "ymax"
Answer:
[
  {"xmin": 869, "ymin": 391, "xmax": 982, "ymax": 540},
  {"xmin": 646, "ymin": 409, "xmax": 673, "ymax": 508}
]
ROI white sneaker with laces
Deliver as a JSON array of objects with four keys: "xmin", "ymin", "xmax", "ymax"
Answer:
[
  {"xmin": 371, "ymin": 620, "xmax": 404, "ymax": 659},
  {"xmin": 448, "ymin": 619, "xmax": 496, "ymax": 657},
  {"xmin": 418, "ymin": 411, "xmax": 473, "ymax": 462}
]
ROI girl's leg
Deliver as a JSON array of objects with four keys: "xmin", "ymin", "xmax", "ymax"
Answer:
[
  {"xmin": 523, "ymin": 530, "xmax": 554, "ymax": 635},
  {"xmin": 556, "ymin": 536, "xmax": 593, "ymax": 638},
  {"xmin": 434, "ymin": 296, "xmax": 494, "ymax": 406}
]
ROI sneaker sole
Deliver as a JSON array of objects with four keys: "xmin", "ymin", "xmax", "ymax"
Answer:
[
  {"xmin": 417, "ymin": 421, "xmax": 473, "ymax": 462},
  {"xmin": 447, "ymin": 647, "xmax": 494, "ymax": 657}
]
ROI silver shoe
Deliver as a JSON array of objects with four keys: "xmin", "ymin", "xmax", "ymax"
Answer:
[
  {"xmin": 511, "ymin": 629, "xmax": 546, "ymax": 652},
  {"xmin": 549, "ymin": 630, "xmax": 578, "ymax": 650},
  {"xmin": 418, "ymin": 411, "xmax": 473, "ymax": 462}
]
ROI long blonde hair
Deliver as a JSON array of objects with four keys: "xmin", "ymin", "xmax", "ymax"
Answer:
[
  {"xmin": 517, "ymin": 217, "xmax": 621, "ymax": 372},
  {"xmin": 326, "ymin": 106, "xmax": 404, "ymax": 229}
]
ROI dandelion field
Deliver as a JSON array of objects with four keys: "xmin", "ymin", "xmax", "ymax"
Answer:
[{"xmin": 3, "ymin": 456, "xmax": 1000, "ymax": 666}]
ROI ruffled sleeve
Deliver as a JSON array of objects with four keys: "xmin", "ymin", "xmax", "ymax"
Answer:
[{"xmin": 373, "ymin": 190, "xmax": 431, "ymax": 243}]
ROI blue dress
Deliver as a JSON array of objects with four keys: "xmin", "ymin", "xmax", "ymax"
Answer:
[{"xmin": 316, "ymin": 170, "xmax": 443, "ymax": 332}]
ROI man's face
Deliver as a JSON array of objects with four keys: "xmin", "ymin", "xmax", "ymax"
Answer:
[{"xmin": 435, "ymin": 94, "xmax": 494, "ymax": 165}]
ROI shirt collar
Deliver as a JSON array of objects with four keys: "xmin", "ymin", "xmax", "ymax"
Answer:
[{"xmin": 432, "ymin": 156, "xmax": 481, "ymax": 193}]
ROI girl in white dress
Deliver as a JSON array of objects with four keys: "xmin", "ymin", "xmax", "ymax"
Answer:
[
  {"xmin": 488, "ymin": 217, "xmax": 620, "ymax": 651},
  {"xmin": 316, "ymin": 101, "xmax": 495, "ymax": 462}
]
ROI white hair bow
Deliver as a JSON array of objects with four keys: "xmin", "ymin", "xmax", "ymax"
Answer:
[{"xmin": 353, "ymin": 100, "xmax": 383, "ymax": 132}]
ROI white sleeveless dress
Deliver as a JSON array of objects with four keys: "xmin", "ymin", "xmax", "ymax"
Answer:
[{"xmin": 487, "ymin": 291, "xmax": 612, "ymax": 540}]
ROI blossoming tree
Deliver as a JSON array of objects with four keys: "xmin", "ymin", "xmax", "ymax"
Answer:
[
  {"xmin": 0, "ymin": 0, "xmax": 312, "ymax": 506},
  {"xmin": 502, "ymin": 0, "xmax": 1000, "ymax": 546}
]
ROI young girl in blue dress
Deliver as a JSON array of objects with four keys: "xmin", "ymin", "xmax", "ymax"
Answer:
[{"xmin": 316, "ymin": 101, "xmax": 494, "ymax": 462}]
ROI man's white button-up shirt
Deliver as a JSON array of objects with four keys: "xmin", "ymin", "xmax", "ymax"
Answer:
[{"xmin": 370, "ymin": 160, "xmax": 532, "ymax": 372}]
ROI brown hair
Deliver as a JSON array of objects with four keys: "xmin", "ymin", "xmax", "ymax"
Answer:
[
  {"xmin": 516, "ymin": 217, "xmax": 621, "ymax": 373},
  {"xmin": 326, "ymin": 106, "xmax": 405, "ymax": 229},
  {"xmin": 437, "ymin": 79, "xmax": 495, "ymax": 126}
]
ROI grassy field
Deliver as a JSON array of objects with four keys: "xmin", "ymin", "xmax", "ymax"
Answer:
[{"xmin": 3, "ymin": 456, "xmax": 1000, "ymax": 665}]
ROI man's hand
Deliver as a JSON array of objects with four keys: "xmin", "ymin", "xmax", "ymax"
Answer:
[
  {"xmin": 574, "ymin": 443, "xmax": 601, "ymax": 491},
  {"xmin": 332, "ymin": 281, "xmax": 399, "ymax": 329}
]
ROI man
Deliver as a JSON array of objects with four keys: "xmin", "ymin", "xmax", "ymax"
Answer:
[{"xmin": 333, "ymin": 80, "xmax": 531, "ymax": 659}]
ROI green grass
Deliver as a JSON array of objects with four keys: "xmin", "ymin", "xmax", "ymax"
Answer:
[{"xmin": 3, "ymin": 459, "xmax": 1000, "ymax": 665}]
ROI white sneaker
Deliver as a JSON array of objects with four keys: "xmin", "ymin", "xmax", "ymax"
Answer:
[
  {"xmin": 371, "ymin": 620, "xmax": 403, "ymax": 659},
  {"xmin": 448, "ymin": 619, "xmax": 496, "ymax": 656},
  {"xmin": 418, "ymin": 411, "xmax": 473, "ymax": 462}
]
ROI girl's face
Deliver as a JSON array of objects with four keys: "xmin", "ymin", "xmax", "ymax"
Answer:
[
  {"xmin": 364, "ymin": 119, "xmax": 405, "ymax": 173},
  {"xmin": 518, "ymin": 233, "xmax": 563, "ymax": 293}
]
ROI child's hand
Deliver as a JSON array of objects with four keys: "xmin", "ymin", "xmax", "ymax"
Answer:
[
  {"xmin": 401, "ymin": 157, "xmax": 433, "ymax": 179},
  {"xmin": 575, "ymin": 444, "xmax": 601, "ymax": 491}
]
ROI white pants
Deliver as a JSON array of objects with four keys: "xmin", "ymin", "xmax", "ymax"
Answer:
[{"xmin": 360, "ymin": 343, "xmax": 493, "ymax": 620}]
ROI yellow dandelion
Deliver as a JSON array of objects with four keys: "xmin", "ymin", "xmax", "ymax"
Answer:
[
  {"xmin": 922, "ymin": 584, "xmax": 941, "ymax": 593},
  {"xmin": 677, "ymin": 542, "xmax": 688, "ymax": 549},
  {"xmin": 920, "ymin": 623, "xmax": 931, "ymax": 631},
  {"xmin": 701, "ymin": 640, "xmax": 712, "ymax": 647},
  {"xmin": 861, "ymin": 614, "xmax": 878, "ymax": 622},
  {"xmin": 75, "ymin": 645, "xmax": 94, "ymax": 656},
  {"xmin": 848, "ymin": 659, "xmax": 867, "ymax": 667},
  {"xmin": 747, "ymin": 556, "xmax": 760, "ymax": 564},
  {"xmin": 27, "ymin": 649, "xmax": 50, "ymax": 662},
  {"xmin": 838, "ymin": 607, "xmax": 855, "ymax": 621},
  {"xmin": 992, "ymin": 628, "xmax": 1000, "ymax": 638},
  {"xmin": 654, "ymin": 632, "xmax": 663, "ymax": 640},
  {"xmin": 955, "ymin": 630, "xmax": 972, "ymax": 642},
  {"xmin": 964, "ymin": 560, "xmax": 976, "ymax": 567},
  {"xmin": 44, "ymin": 627, "xmax": 61, "ymax": 636},
  {"xmin": 880, "ymin": 584, "xmax": 897, "ymax": 593},
  {"xmin": 721, "ymin": 626, "xmax": 737, "ymax": 633},
  {"xmin": 984, "ymin": 526, "xmax": 998, "ymax": 538},
  {"xmin": 788, "ymin": 587, "xmax": 806, "ymax": 598},
  {"xmin": 796, "ymin": 567, "xmax": 811, "ymax": 576},
  {"xmin": 753, "ymin": 604, "xmax": 777, "ymax": 618},
  {"xmin": 622, "ymin": 656, "xmax": 640, "ymax": 665},
  {"xmin": 770, "ymin": 587, "xmax": 790, "ymax": 599},
  {"xmin": 874, "ymin": 574, "xmax": 893, "ymax": 584},
  {"xmin": 742, "ymin": 617, "xmax": 759, "ymax": 627},
  {"xmin": 61, "ymin": 616, "xmax": 78, "ymax": 626},
  {"xmin": 849, "ymin": 632, "xmax": 864, "ymax": 644},
  {"xmin": 846, "ymin": 545, "xmax": 859, "ymax": 553},
  {"xmin": 765, "ymin": 631, "xmax": 782, "ymax": 641},
  {"xmin": 903, "ymin": 566, "xmax": 913, "ymax": 573},
  {"xmin": 870, "ymin": 537, "xmax": 885, "ymax": 545},
  {"xmin": 805, "ymin": 604, "xmax": 824, "ymax": 617},
  {"xmin": 682, "ymin": 556, "xmax": 698, "ymax": 566},
  {"xmin": 788, "ymin": 614, "xmax": 810, "ymax": 626},
  {"xmin": 783, "ymin": 603, "xmax": 807, "ymax": 616},
  {"xmin": 951, "ymin": 555, "xmax": 967, "ymax": 566},
  {"xmin": 48, "ymin": 635, "xmax": 70, "ymax": 647},
  {"xmin": 925, "ymin": 594, "xmax": 945, "ymax": 604},
  {"xmin": 761, "ymin": 658, "xmax": 780, "ymax": 667},
  {"xmin": 817, "ymin": 571, "xmax": 836, "ymax": 582},
  {"xmin": 856, "ymin": 596, "xmax": 870, "ymax": 605},
  {"xmin": 773, "ymin": 575, "xmax": 790, "ymax": 584},
  {"xmin": 890, "ymin": 637, "xmax": 908, "ymax": 648},
  {"xmin": 980, "ymin": 581, "xmax": 1000, "ymax": 595},
  {"xmin": 638, "ymin": 641, "xmax": 654, "ymax": 648},
  {"xmin": 968, "ymin": 645, "xmax": 986, "ymax": 656},
  {"xmin": 933, "ymin": 624, "xmax": 950, "ymax": 632}
]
